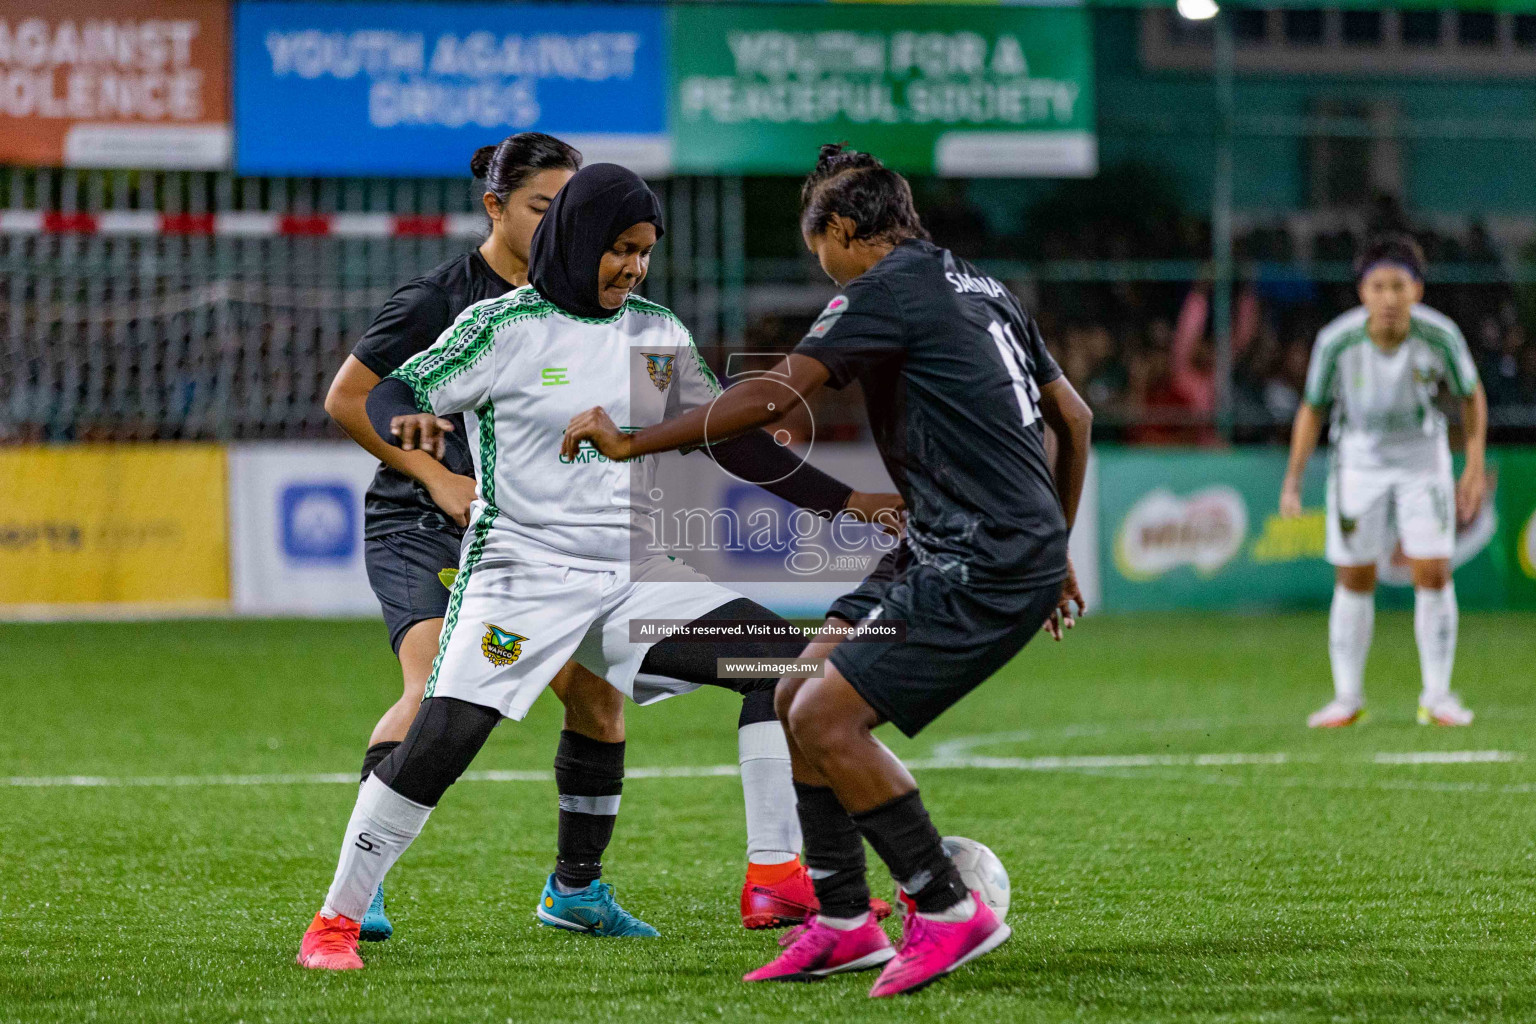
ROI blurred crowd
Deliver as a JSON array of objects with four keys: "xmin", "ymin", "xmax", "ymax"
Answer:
[
  {"xmin": 1035, "ymin": 277, "xmax": 1536, "ymax": 445},
  {"xmin": 1033, "ymin": 267, "xmax": 1534, "ymax": 447},
  {"xmin": 921, "ymin": 186, "xmax": 1536, "ymax": 444},
  {"xmin": 757, "ymin": 196, "xmax": 1536, "ymax": 446}
]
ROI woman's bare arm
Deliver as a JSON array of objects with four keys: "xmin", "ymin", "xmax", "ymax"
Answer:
[
  {"xmin": 1038, "ymin": 376, "xmax": 1093, "ymax": 530},
  {"xmin": 1456, "ymin": 382, "xmax": 1488, "ymax": 523},
  {"xmin": 561, "ymin": 355, "xmax": 831, "ymax": 461},
  {"xmin": 1280, "ymin": 403, "xmax": 1325, "ymax": 517}
]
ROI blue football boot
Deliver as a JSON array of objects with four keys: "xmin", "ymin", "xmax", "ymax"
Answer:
[
  {"xmin": 358, "ymin": 884, "xmax": 393, "ymax": 942},
  {"xmin": 535, "ymin": 875, "xmax": 659, "ymax": 937}
]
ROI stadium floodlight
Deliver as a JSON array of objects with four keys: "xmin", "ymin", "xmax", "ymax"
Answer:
[{"xmin": 1177, "ymin": 0, "xmax": 1219, "ymax": 20}]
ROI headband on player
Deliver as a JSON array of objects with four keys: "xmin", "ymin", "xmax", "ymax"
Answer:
[
  {"xmin": 1356, "ymin": 259, "xmax": 1422, "ymax": 284},
  {"xmin": 529, "ymin": 162, "xmax": 664, "ymax": 321}
]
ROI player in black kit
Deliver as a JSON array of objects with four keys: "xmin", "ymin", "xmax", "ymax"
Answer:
[{"xmin": 563, "ymin": 145, "xmax": 1092, "ymax": 996}]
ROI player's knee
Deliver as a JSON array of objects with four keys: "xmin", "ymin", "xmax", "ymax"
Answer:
[
  {"xmin": 1412, "ymin": 560, "xmax": 1450, "ymax": 589},
  {"xmin": 398, "ymin": 675, "xmax": 427, "ymax": 705},
  {"xmin": 396, "ymin": 617, "xmax": 443, "ymax": 698},
  {"xmin": 773, "ymin": 676, "xmax": 805, "ymax": 725},
  {"xmin": 785, "ymin": 689, "xmax": 845, "ymax": 760},
  {"xmin": 553, "ymin": 663, "xmax": 626, "ymax": 742},
  {"xmin": 1336, "ymin": 564, "xmax": 1376, "ymax": 593},
  {"xmin": 566, "ymin": 706, "xmax": 625, "ymax": 744},
  {"xmin": 562, "ymin": 697, "xmax": 625, "ymax": 744}
]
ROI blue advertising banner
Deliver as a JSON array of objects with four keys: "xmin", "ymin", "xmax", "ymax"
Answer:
[{"xmin": 234, "ymin": 2, "xmax": 670, "ymax": 176}]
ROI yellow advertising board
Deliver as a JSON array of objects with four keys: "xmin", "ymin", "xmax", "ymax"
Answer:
[{"xmin": 0, "ymin": 444, "xmax": 228, "ymax": 610}]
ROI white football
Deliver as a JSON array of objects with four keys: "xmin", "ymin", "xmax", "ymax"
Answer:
[{"xmin": 942, "ymin": 836, "xmax": 1010, "ymax": 921}]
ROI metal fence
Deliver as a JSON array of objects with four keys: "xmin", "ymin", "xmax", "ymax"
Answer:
[
  {"xmin": 3, "ymin": 166, "xmax": 1535, "ymax": 444},
  {"xmin": 0, "ymin": 168, "xmax": 746, "ymax": 441}
]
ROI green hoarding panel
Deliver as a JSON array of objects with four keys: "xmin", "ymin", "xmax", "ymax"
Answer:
[
  {"xmin": 1494, "ymin": 449, "xmax": 1536, "ymax": 609},
  {"xmin": 670, "ymin": 4, "xmax": 1096, "ymax": 176},
  {"xmin": 1097, "ymin": 447, "xmax": 1536, "ymax": 613}
]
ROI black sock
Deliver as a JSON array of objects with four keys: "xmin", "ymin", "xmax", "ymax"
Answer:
[
  {"xmin": 794, "ymin": 782, "xmax": 870, "ymax": 919},
  {"xmin": 553, "ymin": 730, "xmax": 625, "ymax": 890},
  {"xmin": 851, "ymin": 790, "xmax": 967, "ymax": 915},
  {"xmin": 359, "ymin": 741, "xmax": 401, "ymax": 785}
]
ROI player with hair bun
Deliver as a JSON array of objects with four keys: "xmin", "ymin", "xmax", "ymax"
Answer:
[{"xmin": 1281, "ymin": 232, "xmax": 1487, "ymax": 729}]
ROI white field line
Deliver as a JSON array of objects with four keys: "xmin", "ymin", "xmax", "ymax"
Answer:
[
  {"xmin": 913, "ymin": 752, "xmax": 1300, "ymax": 770},
  {"xmin": 1072, "ymin": 765, "xmax": 1536, "ymax": 796},
  {"xmin": 0, "ymin": 751, "xmax": 1519, "ymax": 789},
  {"xmin": 927, "ymin": 716, "xmax": 1295, "ymax": 761},
  {"xmin": 1371, "ymin": 750, "xmax": 1519, "ymax": 764}
]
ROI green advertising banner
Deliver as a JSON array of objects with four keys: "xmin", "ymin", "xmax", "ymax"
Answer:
[
  {"xmin": 1097, "ymin": 447, "xmax": 1536, "ymax": 613},
  {"xmin": 670, "ymin": 4, "xmax": 1096, "ymax": 176}
]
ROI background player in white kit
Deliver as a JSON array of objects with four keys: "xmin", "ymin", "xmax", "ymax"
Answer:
[{"xmin": 1280, "ymin": 234, "xmax": 1487, "ymax": 729}]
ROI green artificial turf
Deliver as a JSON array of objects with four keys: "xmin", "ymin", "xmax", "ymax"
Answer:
[{"xmin": 1, "ymin": 611, "xmax": 1533, "ymax": 1023}]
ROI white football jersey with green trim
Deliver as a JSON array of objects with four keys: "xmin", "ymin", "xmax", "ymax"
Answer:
[
  {"xmin": 1302, "ymin": 303, "xmax": 1477, "ymax": 471},
  {"xmin": 391, "ymin": 286, "xmax": 720, "ymax": 569}
]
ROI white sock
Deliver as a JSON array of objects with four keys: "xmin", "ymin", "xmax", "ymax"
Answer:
[
  {"xmin": 1415, "ymin": 583, "xmax": 1458, "ymax": 704},
  {"xmin": 320, "ymin": 775, "xmax": 433, "ymax": 921},
  {"xmin": 738, "ymin": 721, "xmax": 802, "ymax": 866},
  {"xmin": 820, "ymin": 911, "xmax": 869, "ymax": 930},
  {"xmin": 1328, "ymin": 585, "xmax": 1374, "ymax": 706},
  {"xmin": 918, "ymin": 894, "xmax": 977, "ymax": 923}
]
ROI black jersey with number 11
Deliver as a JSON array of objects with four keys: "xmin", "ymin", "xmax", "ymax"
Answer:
[{"xmin": 794, "ymin": 238, "xmax": 1068, "ymax": 589}]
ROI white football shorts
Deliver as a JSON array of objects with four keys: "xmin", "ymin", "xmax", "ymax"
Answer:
[
  {"xmin": 1326, "ymin": 462, "xmax": 1455, "ymax": 566},
  {"xmin": 426, "ymin": 553, "xmax": 740, "ymax": 719}
]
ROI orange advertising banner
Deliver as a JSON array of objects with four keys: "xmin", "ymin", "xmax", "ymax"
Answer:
[{"xmin": 0, "ymin": 0, "xmax": 229, "ymax": 168}]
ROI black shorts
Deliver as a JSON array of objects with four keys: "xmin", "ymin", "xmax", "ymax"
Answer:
[
  {"xmin": 364, "ymin": 528, "xmax": 463, "ymax": 655},
  {"xmin": 826, "ymin": 547, "xmax": 906, "ymax": 624},
  {"xmin": 828, "ymin": 563, "xmax": 1062, "ymax": 738}
]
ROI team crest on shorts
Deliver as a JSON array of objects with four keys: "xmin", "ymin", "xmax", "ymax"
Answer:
[
  {"xmin": 642, "ymin": 353, "xmax": 675, "ymax": 391},
  {"xmin": 1338, "ymin": 514, "xmax": 1357, "ymax": 536},
  {"xmin": 481, "ymin": 624, "xmax": 527, "ymax": 666}
]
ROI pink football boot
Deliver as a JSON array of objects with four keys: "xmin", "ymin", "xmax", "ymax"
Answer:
[
  {"xmin": 868, "ymin": 893, "xmax": 1010, "ymax": 997},
  {"xmin": 743, "ymin": 915, "xmax": 895, "ymax": 982}
]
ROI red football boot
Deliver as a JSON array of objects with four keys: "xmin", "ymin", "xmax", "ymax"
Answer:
[
  {"xmin": 741, "ymin": 859, "xmax": 894, "ymax": 929},
  {"xmin": 297, "ymin": 911, "xmax": 364, "ymax": 970}
]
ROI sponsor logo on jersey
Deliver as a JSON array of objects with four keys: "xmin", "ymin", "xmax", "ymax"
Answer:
[
  {"xmin": 481, "ymin": 624, "xmax": 527, "ymax": 666},
  {"xmin": 542, "ymin": 367, "xmax": 569, "ymax": 386},
  {"xmin": 557, "ymin": 427, "xmax": 641, "ymax": 464},
  {"xmin": 641, "ymin": 353, "xmax": 675, "ymax": 391},
  {"xmin": 807, "ymin": 294, "xmax": 848, "ymax": 337},
  {"xmin": 945, "ymin": 271, "xmax": 1007, "ymax": 298}
]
